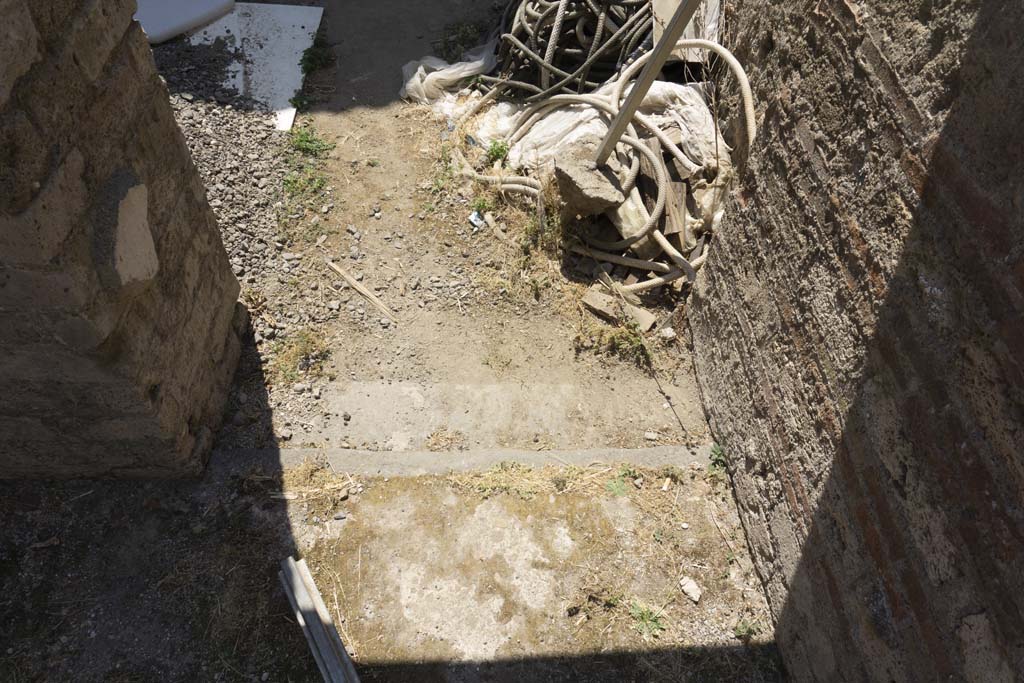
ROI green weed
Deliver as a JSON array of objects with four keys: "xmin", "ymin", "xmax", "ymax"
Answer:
[
  {"xmin": 290, "ymin": 125, "xmax": 335, "ymax": 157},
  {"xmin": 709, "ymin": 443, "xmax": 728, "ymax": 479},
  {"xmin": 486, "ymin": 139, "xmax": 509, "ymax": 164},
  {"xmin": 630, "ymin": 602, "xmax": 666, "ymax": 639},
  {"xmin": 300, "ymin": 35, "xmax": 334, "ymax": 75}
]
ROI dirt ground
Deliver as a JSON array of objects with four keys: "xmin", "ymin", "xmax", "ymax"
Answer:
[{"xmin": 1, "ymin": 0, "xmax": 782, "ymax": 680}]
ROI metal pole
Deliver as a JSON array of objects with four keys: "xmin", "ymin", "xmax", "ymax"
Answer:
[{"xmin": 594, "ymin": 0, "xmax": 702, "ymax": 165}]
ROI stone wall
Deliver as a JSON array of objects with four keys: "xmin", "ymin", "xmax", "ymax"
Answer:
[
  {"xmin": 0, "ymin": 0, "xmax": 241, "ymax": 477},
  {"xmin": 689, "ymin": 0, "xmax": 1023, "ymax": 679}
]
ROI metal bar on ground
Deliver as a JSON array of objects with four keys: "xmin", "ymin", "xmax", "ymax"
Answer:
[
  {"xmin": 280, "ymin": 556, "xmax": 359, "ymax": 682},
  {"xmin": 296, "ymin": 558, "xmax": 361, "ymax": 682},
  {"xmin": 594, "ymin": 0, "xmax": 702, "ymax": 165}
]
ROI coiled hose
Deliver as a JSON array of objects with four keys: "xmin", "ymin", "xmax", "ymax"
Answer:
[{"xmin": 461, "ymin": 7, "xmax": 756, "ymax": 293}]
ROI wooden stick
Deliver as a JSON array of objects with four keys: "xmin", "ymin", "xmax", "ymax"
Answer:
[
  {"xmin": 595, "ymin": 0, "xmax": 702, "ymax": 165},
  {"xmin": 325, "ymin": 259, "xmax": 399, "ymax": 324}
]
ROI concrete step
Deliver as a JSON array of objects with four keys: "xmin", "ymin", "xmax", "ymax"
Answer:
[
  {"xmin": 290, "ymin": 379, "xmax": 710, "ymax": 451},
  {"xmin": 214, "ymin": 444, "xmax": 712, "ymax": 477}
]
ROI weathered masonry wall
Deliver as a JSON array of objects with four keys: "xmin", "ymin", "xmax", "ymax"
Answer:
[
  {"xmin": 0, "ymin": 0, "xmax": 241, "ymax": 477},
  {"xmin": 690, "ymin": 0, "xmax": 1024, "ymax": 679}
]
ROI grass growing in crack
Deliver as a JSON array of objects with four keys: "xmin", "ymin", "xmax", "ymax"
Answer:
[
  {"xmin": 486, "ymin": 139, "xmax": 509, "ymax": 164},
  {"xmin": 300, "ymin": 34, "xmax": 334, "ymax": 75},
  {"xmin": 290, "ymin": 125, "xmax": 335, "ymax": 157},
  {"xmin": 708, "ymin": 443, "xmax": 728, "ymax": 480},
  {"xmin": 630, "ymin": 602, "xmax": 666, "ymax": 639},
  {"xmin": 267, "ymin": 330, "xmax": 330, "ymax": 385},
  {"xmin": 437, "ymin": 22, "xmax": 484, "ymax": 63},
  {"xmin": 454, "ymin": 461, "xmax": 540, "ymax": 500}
]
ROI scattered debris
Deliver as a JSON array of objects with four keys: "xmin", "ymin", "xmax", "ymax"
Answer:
[
  {"xmin": 581, "ymin": 289, "xmax": 657, "ymax": 332},
  {"xmin": 325, "ymin": 260, "xmax": 399, "ymax": 325},
  {"xmin": 680, "ymin": 576, "xmax": 703, "ymax": 604}
]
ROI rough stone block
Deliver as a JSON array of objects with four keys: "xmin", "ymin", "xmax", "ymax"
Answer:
[
  {"xmin": 0, "ymin": 0, "xmax": 241, "ymax": 478},
  {"xmin": 688, "ymin": 0, "xmax": 1024, "ymax": 679},
  {"xmin": 0, "ymin": 0, "xmax": 41, "ymax": 110}
]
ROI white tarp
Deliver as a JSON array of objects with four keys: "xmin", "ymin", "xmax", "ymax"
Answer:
[
  {"xmin": 136, "ymin": 0, "xmax": 235, "ymax": 44},
  {"xmin": 188, "ymin": 3, "xmax": 323, "ymax": 131},
  {"xmin": 400, "ymin": 39, "xmax": 499, "ymax": 104}
]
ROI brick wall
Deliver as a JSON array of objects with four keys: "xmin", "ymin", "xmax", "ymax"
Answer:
[
  {"xmin": 689, "ymin": 0, "xmax": 1024, "ymax": 678},
  {"xmin": 0, "ymin": 0, "xmax": 241, "ymax": 477}
]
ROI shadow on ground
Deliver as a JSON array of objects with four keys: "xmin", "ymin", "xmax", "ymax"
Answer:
[
  {"xmin": 0, "ymin": 325, "xmax": 318, "ymax": 681},
  {"xmin": 357, "ymin": 643, "xmax": 782, "ymax": 682}
]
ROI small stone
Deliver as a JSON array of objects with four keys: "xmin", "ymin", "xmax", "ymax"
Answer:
[
  {"xmin": 633, "ymin": 477, "xmax": 644, "ymax": 488},
  {"xmin": 279, "ymin": 430, "xmax": 293, "ymax": 441},
  {"xmin": 343, "ymin": 412, "xmax": 352, "ymax": 423},
  {"xmin": 380, "ymin": 318, "xmax": 391, "ymax": 328},
  {"xmin": 261, "ymin": 674, "xmax": 269, "ymax": 682},
  {"xmin": 659, "ymin": 326, "xmax": 677, "ymax": 341},
  {"xmin": 292, "ymin": 383, "xmax": 308, "ymax": 394},
  {"xmin": 644, "ymin": 430, "xmax": 660, "ymax": 441},
  {"xmin": 681, "ymin": 522, "xmax": 690, "ymax": 529},
  {"xmin": 282, "ymin": 252, "xmax": 300, "ymax": 261},
  {"xmin": 679, "ymin": 576, "xmax": 702, "ymax": 604},
  {"xmin": 327, "ymin": 300, "xmax": 341, "ymax": 311}
]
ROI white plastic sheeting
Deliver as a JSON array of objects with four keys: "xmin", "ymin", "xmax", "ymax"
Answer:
[
  {"xmin": 188, "ymin": 3, "xmax": 323, "ymax": 131},
  {"xmin": 400, "ymin": 40, "xmax": 499, "ymax": 104},
  {"xmin": 135, "ymin": 0, "xmax": 235, "ymax": 44}
]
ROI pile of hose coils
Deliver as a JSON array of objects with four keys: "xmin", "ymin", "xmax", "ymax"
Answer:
[{"xmin": 484, "ymin": 0, "xmax": 656, "ymax": 101}]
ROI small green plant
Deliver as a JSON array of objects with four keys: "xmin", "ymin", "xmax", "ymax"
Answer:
[
  {"xmin": 630, "ymin": 602, "xmax": 666, "ymax": 639},
  {"xmin": 300, "ymin": 34, "xmax": 334, "ymax": 75},
  {"xmin": 471, "ymin": 196, "xmax": 493, "ymax": 213},
  {"xmin": 709, "ymin": 443, "xmax": 728, "ymax": 477},
  {"xmin": 733, "ymin": 619, "xmax": 761, "ymax": 642},
  {"xmin": 290, "ymin": 125, "xmax": 335, "ymax": 157},
  {"xmin": 486, "ymin": 140, "xmax": 509, "ymax": 164},
  {"xmin": 605, "ymin": 477, "xmax": 627, "ymax": 497},
  {"xmin": 283, "ymin": 166, "xmax": 327, "ymax": 198}
]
